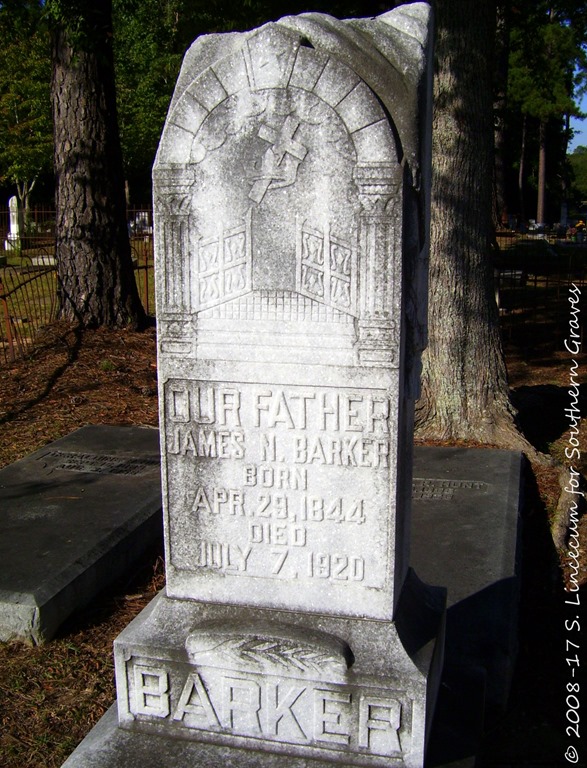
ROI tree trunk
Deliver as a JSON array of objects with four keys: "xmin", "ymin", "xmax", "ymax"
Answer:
[
  {"xmin": 518, "ymin": 114, "xmax": 527, "ymax": 225},
  {"xmin": 415, "ymin": 0, "xmax": 520, "ymax": 445},
  {"xmin": 536, "ymin": 118, "xmax": 547, "ymax": 225},
  {"xmin": 492, "ymin": 2, "xmax": 510, "ymax": 229},
  {"xmin": 50, "ymin": 3, "xmax": 146, "ymax": 328}
]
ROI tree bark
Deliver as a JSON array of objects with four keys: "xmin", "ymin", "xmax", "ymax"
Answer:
[
  {"xmin": 51, "ymin": 3, "xmax": 146, "ymax": 328},
  {"xmin": 415, "ymin": 0, "xmax": 520, "ymax": 445},
  {"xmin": 492, "ymin": 2, "xmax": 510, "ymax": 229},
  {"xmin": 536, "ymin": 118, "xmax": 547, "ymax": 225},
  {"xmin": 518, "ymin": 114, "xmax": 527, "ymax": 224}
]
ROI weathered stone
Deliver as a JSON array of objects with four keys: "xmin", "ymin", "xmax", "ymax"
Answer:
[
  {"xmin": 64, "ymin": 5, "xmax": 442, "ymax": 767},
  {"xmin": 4, "ymin": 195, "xmax": 20, "ymax": 251},
  {"xmin": 0, "ymin": 426, "xmax": 162, "ymax": 644},
  {"xmin": 153, "ymin": 5, "xmax": 433, "ymax": 622},
  {"xmin": 113, "ymin": 572, "xmax": 443, "ymax": 767}
]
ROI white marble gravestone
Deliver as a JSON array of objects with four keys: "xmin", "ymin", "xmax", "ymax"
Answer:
[
  {"xmin": 106, "ymin": 6, "xmax": 443, "ymax": 768},
  {"xmin": 4, "ymin": 195, "xmax": 20, "ymax": 251}
]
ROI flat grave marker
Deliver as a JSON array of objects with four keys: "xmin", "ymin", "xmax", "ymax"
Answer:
[{"xmin": 0, "ymin": 425, "xmax": 162, "ymax": 644}]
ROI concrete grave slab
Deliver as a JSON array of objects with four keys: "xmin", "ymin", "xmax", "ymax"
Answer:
[
  {"xmin": 411, "ymin": 446, "xmax": 523, "ymax": 767},
  {"xmin": 62, "ymin": 702, "xmax": 421, "ymax": 768},
  {"xmin": 60, "ymin": 698, "xmax": 478, "ymax": 768},
  {"xmin": 411, "ymin": 446, "xmax": 523, "ymax": 706},
  {"xmin": 0, "ymin": 425, "xmax": 163, "ymax": 644}
]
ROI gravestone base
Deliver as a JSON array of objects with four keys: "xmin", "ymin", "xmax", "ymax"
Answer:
[
  {"xmin": 60, "ymin": 702, "xmax": 430, "ymax": 768},
  {"xmin": 61, "ymin": 445, "xmax": 522, "ymax": 768},
  {"xmin": 4, "ymin": 234, "xmax": 19, "ymax": 251},
  {"xmin": 62, "ymin": 569, "xmax": 444, "ymax": 768},
  {"xmin": 114, "ymin": 574, "xmax": 444, "ymax": 768}
]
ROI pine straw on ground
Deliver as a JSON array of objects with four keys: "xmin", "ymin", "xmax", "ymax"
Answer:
[
  {"xmin": 0, "ymin": 323, "xmax": 162, "ymax": 767},
  {"xmin": 0, "ymin": 323, "xmax": 159, "ymax": 469},
  {"xmin": 0, "ymin": 322, "xmax": 585, "ymax": 767},
  {"xmin": 0, "ymin": 553, "xmax": 165, "ymax": 767}
]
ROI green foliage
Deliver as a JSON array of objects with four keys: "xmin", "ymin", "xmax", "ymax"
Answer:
[
  {"xmin": 112, "ymin": 0, "xmax": 184, "ymax": 199},
  {"xmin": 0, "ymin": 2, "xmax": 53, "ymax": 205},
  {"xmin": 43, "ymin": 0, "xmax": 118, "ymax": 50},
  {"xmin": 111, "ymin": 0, "xmax": 380, "ymax": 200},
  {"xmin": 501, "ymin": 1, "xmax": 587, "ymax": 221},
  {"xmin": 4, "ymin": 0, "xmax": 584, "ymax": 217},
  {"xmin": 508, "ymin": 2, "xmax": 586, "ymax": 122}
]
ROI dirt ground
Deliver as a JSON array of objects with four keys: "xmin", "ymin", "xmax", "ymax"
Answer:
[{"xmin": 0, "ymin": 321, "xmax": 585, "ymax": 767}]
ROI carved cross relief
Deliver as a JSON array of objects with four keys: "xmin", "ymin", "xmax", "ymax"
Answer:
[{"xmin": 155, "ymin": 26, "xmax": 403, "ymax": 365}]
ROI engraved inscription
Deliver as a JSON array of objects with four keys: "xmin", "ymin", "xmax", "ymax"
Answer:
[
  {"xmin": 173, "ymin": 673, "xmax": 221, "ymax": 726},
  {"xmin": 133, "ymin": 665, "xmax": 171, "ymax": 718},
  {"xmin": 38, "ymin": 451, "xmax": 159, "ymax": 476},
  {"xmin": 125, "ymin": 654, "xmax": 409, "ymax": 760},
  {"xmin": 264, "ymin": 683, "xmax": 306, "ymax": 738},
  {"xmin": 244, "ymin": 465, "xmax": 308, "ymax": 490},
  {"xmin": 358, "ymin": 696, "xmax": 402, "ymax": 754},
  {"xmin": 314, "ymin": 688, "xmax": 351, "ymax": 745},
  {"xmin": 169, "ymin": 430, "xmax": 245, "ymax": 460},
  {"xmin": 412, "ymin": 478, "xmax": 490, "ymax": 501},
  {"xmin": 308, "ymin": 552, "xmax": 365, "ymax": 581},
  {"xmin": 222, "ymin": 676, "xmax": 262, "ymax": 732},
  {"xmin": 195, "ymin": 542, "xmax": 252, "ymax": 571},
  {"xmin": 164, "ymin": 380, "xmax": 393, "ymax": 605}
]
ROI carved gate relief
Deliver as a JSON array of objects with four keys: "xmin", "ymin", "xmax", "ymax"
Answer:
[
  {"xmin": 154, "ymin": 24, "xmax": 404, "ymax": 367},
  {"xmin": 296, "ymin": 219, "xmax": 357, "ymax": 316},
  {"xmin": 192, "ymin": 211, "xmax": 252, "ymax": 311}
]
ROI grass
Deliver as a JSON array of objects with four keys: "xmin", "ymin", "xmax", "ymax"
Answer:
[{"xmin": 98, "ymin": 358, "xmax": 117, "ymax": 372}]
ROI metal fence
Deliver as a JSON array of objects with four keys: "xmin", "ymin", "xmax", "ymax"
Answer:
[
  {"xmin": 0, "ymin": 259, "xmax": 58, "ymax": 363},
  {"xmin": 1, "ymin": 214, "xmax": 585, "ymax": 366},
  {"xmin": 0, "ymin": 208, "xmax": 154, "ymax": 365},
  {"xmin": 495, "ymin": 231, "xmax": 586, "ymax": 349}
]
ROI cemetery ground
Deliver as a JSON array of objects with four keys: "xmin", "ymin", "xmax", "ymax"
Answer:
[{"xmin": 0, "ymin": 320, "xmax": 585, "ymax": 768}]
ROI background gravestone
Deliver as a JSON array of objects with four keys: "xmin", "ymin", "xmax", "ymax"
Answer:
[
  {"xmin": 0, "ymin": 425, "xmax": 162, "ymax": 644},
  {"xmin": 65, "ymin": 5, "xmax": 443, "ymax": 768},
  {"xmin": 4, "ymin": 195, "xmax": 20, "ymax": 251}
]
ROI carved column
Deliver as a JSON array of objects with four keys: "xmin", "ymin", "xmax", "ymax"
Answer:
[
  {"xmin": 153, "ymin": 167, "xmax": 196, "ymax": 355},
  {"xmin": 354, "ymin": 163, "xmax": 403, "ymax": 368}
]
